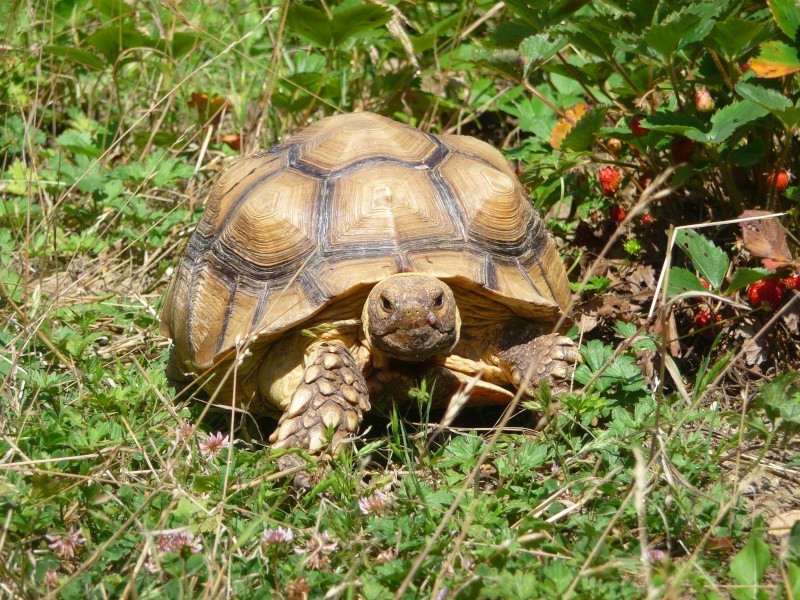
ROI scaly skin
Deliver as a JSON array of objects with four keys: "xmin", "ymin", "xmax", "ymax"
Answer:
[{"xmin": 270, "ymin": 341, "xmax": 369, "ymax": 455}]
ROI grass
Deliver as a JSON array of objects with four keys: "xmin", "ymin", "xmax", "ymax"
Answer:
[{"xmin": 2, "ymin": 0, "xmax": 799, "ymax": 598}]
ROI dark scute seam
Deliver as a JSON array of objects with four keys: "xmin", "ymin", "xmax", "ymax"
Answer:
[
  {"xmin": 480, "ymin": 253, "xmax": 499, "ymax": 290},
  {"xmin": 299, "ymin": 270, "xmax": 331, "ymax": 308},
  {"xmin": 517, "ymin": 258, "xmax": 547, "ymax": 301},
  {"xmin": 215, "ymin": 274, "xmax": 240, "ymax": 356}
]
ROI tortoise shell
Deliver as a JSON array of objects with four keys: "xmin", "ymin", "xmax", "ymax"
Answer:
[{"xmin": 161, "ymin": 112, "xmax": 570, "ymax": 393}]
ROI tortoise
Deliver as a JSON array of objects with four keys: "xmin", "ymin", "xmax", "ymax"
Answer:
[{"xmin": 161, "ymin": 112, "xmax": 579, "ymax": 455}]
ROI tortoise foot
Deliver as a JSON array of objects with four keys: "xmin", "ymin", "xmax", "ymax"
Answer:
[
  {"xmin": 269, "ymin": 342, "xmax": 370, "ymax": 455},
  {"xmin": 496, "ymin": 330, "xmax": 581, "ymax": 394}
]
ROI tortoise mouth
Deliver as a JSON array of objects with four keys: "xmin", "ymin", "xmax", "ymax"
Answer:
[{"xmin": 373, "ymin": 324, "xmax": 457, "ymax": 361}]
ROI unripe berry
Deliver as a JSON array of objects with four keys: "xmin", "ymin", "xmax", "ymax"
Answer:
[{"xmin": 695, "ymin": 88, "xmax": 714, "ymax": 112}]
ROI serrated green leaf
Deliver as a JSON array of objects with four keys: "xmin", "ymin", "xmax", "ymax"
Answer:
[
  {"xmin": 707, "ymin": 101, "xmax": 769, "ymax": 144},
  {"xmin": 729, "ymin": 531, "xmax": 771, "ymax": 587},
  {"xmin": 519, "ymin": 34, "xmax": 565, "ymax": 74},
  {"xmin": 675, "ymin": 229, "xmax": 730, "ymax": 290},
  {"xmin": 768, "ymin": 0, "xmax": 800, "ymax": 39},
  {"xmin": 286, "ymin": 4, "xmax": 332, "ymax": 47},
  {"xmin": 56, "ymin": 130, "xmax": 102, "ymax": 158},
  {"xmin": 561, "ymin": 105, "xmax": 607, "ymax": 151},
  {"xmin": 751, "ymin": 40, "xmax": 800, "ymax": 78},
  {"xmin": 667, "ymin": 267, "xmax": 707, "ymax": 297},
  {"xmin": 642, "ymin": 112, "xmax": 707, "ymax": 141},
  {"xmin": 725, "ymin": 267, "xmax": 771, "ymax": 294},
  {"xmin": 580, "ymin": 339, "xmax": 611, "ymax": 372},
  {"xmin": 706, "ymin": 18, "xmax": 764, "ymax": 60},
  {"xmin": 43, "ymin": 45, "xmax": 105, "ymax": 70},
  {"xmin": 644, "ymin": 7, "xmax": 715, "ymax": 60},
  {"xmin": 734, "ymin": 82, "xmax": 792, "ymax": 113},
  {"xmin": 331, "ymin": 4, "xmax": 392, "ymax": 45},
  {"xmin": 570, "ymin": 18, "xmax": 616, "ymax": 58}
]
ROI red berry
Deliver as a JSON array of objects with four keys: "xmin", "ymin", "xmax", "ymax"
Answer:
[
  {"xmin": 782, "ymin": 273, "xmax": 800, "ymax": 290},
  {"xmin": 747, "ymin": 279, "xmax": 785, "ymax": 309},
  {"xmin": 694, "ymin": 310, "xmax": 712, "ymax": 328},
  {"xmin": 694, "ymin": 309, "xmax": 719, "ymax": 338},
  {"xmin": 670, "ymin": 136, "xmax": 697, "ymax": 164},
  {"xmin": 598, "ymin": 166, "xmax": 622, "ymax": 197},
  {"xmin": 695, "ymin": 88, "xmax": 714, "ymax": 112},
  {"xmin": 700, "ymin": 279, "xmax": 711, "ymax": 290},
  {"xmin": 630, "ymin": 114, "xmax": 648, "ymax": 137},
  {"xmin": 609, "ymin": 203, "xmax": 627, "ymax": 224},
  {"xmin": 639, "ymin": 212, "xmax": 654, "ymax": 226},
  {"xmin": 767, "ymin": 170, "xmax": 791, "ymax": 191}
]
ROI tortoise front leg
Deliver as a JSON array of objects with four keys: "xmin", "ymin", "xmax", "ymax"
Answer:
[
  {"xmin": 491, "ymin": 320, "xmax": 580, "ymax": 396},
  {"xmin": 269, "ymin": 341, "xmax": 370, "ymax": 455}
]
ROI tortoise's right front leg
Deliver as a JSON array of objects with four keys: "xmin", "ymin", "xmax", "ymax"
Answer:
[{"xmin": 269, "ymin": 341, "xmax": 370, "ymax": 455}]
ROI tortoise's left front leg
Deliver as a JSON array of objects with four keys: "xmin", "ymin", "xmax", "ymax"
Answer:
[{"xmin": 490, "ymin": 320, "xmax": 581, "ymax": 396}]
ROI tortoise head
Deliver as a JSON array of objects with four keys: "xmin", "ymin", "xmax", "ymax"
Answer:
[{"xmin": 362, "ymin": 274, "xmax": 460, "ymax": 362}]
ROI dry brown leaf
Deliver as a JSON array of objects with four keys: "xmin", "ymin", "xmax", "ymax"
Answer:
[
  {"xmin": 550, "ymin": 103, "xmax": 587, "ymax": 150},
  {"xmin": 739, "ymin": 210, "xmax": 796, "ymax": 270}
]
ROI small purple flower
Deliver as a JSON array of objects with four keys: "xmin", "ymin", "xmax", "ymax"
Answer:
[
  {"xmin": 146, "ymin": 531, "xmax": 203, "ymax": 572},
  {"xmin": 261, "ymin": 527, "xmax": 294, "ymax": 547},
  {"xmin": 199, "ymin": 432, "xmax": 230, "ymax": 457},
  {"xmin": 294, "ymin": 531, "xmax": 338, "ymax": 570},
  {"xmin": 358, "ymin": 490, "xmax": 392, "ymax": 516},
  {"xmin": 646, "ymin": 547, "xmax": 668, "ymax": 563},
  {"xmin": 45, "ymin": 526, "xmax": 85, "ymax": 560}
]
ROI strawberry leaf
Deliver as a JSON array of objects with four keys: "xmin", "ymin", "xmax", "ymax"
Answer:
[
  {"xmin": 667, "ymin": 267, "xmax": 707, "ymax": 297},
  {"xmin": 725, "ymin": 268, "xmax": 771, "ymax": 294},
  {"xmin": 706, "ymin": 18, "xmax": 765, "ymax": 60},
  {"xmin": 706, "ymin": 101, "xmax": 769, "ymax": 144},
  {"xmin": 675, "ymin": 229, "xmax": 730, "ymax": 290},
  {"xmin": 751, "ymin": 40, "xmax": 800, "ymax": 78},
  {"xmin": 768, "ymin": 0, "xmax": 800, "ymax": 40}
]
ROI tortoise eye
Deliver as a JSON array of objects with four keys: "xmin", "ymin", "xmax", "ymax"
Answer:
[
  {"xmin": 381, "ymin": 295, "xmax": 393, "ymax": 311},
  {"xmin": 433, "ymin": 293, "xmax": 444, "ymax": 308}
]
